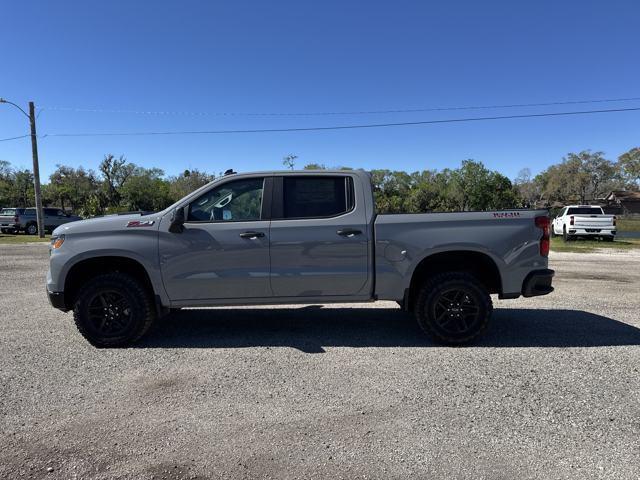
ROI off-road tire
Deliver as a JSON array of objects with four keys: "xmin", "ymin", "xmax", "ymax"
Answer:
[
  {"xmin": 414, "ymin": 272, "xmax": 492, "ymax": 345},
  {"xmin": 73, "ymin": 272, "xmax": 156, "ymax": 347}
]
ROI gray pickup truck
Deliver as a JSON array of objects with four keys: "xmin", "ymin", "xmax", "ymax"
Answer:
[
  {"xmin": 0, "ymin": 207, "xmax": 81, "ymax": 234},
  {"xmin": 47, "ymin": 170, "xmax": 554, "ymax": 347}
]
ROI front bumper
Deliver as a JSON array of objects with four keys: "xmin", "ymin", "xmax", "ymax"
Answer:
[
  {"xmin": 46, "ymin": 287, "xmax": 68, "ymax": 311},
  {"xmin": 522, "ymin": 269, "xmax": 555, "ymax": 297}
]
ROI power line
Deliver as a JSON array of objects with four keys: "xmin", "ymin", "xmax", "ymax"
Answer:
[
  {"xmin": 40, "ymin": 106, "xmax": 640, "ymax": 138},
  {"xmin": 40, "ymin": 96, "xmax": 640, "ymax": 117},
  {"xmin": 0, "ymin": 134, "xmax": 31, "ymax": 142}
]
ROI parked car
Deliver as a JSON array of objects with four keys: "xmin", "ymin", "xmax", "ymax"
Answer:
[
  {"xmin": 551, "ymin": 205, "xmax": 616, "ymax": 242},
  {"xmin": 46, "ymin": 170, "xmax": 554, "ymax": 347},
  {"xmin": 0, "ymin": 207, "xmax": 82, "ymax": 234}
]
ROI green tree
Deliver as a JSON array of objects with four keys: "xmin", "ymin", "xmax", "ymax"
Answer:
[
  {"xmin": 48, "ymin": 165, "xmax": 100, "ymax": 211},
  {"xmin": 120, "ymin": 167, "xmax": 173, "ymax": 212},
  {"xmin": 447, "ymin": 160, "xmax": 517, "ymax": 211},
  {"xmin": 0, "ymin": 160, "xmax": 13, "ymax": 207},
  {"xmin": 513, "ymin": 168, "xmax": 541, "ymax": 207},
  {"xmin": 168, "ymin": 169, "xmax": 214, "ymax": 199},
  {"xmin": 370, "ymin": 170, "xmax": 413, "ymax": 213},
  {"xmin": 539, "ymin": 150, "xmax": 622, "ymax": 203},
  {"xmin": 99, "ymin": 154, "xmax": 135, "ymax": 209},
  {"xmin": 282, "ymin": 154, "xmax": 297, "ymax": 170},
  {"xmin": 303, "ymin": 163, "xmax": 326, "ymax": 170},
  {"xmin": 618, "ymin": 147, "xmax": 640, "ymax": 186}
]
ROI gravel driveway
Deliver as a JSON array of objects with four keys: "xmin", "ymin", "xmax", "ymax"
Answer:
[{"xmin": 1, "ymin": 244, "xmax": 639, "ymax": 479}]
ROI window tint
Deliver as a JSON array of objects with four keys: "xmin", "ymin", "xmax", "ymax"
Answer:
[
  {"xmin": 24, "ymin": 208, "xmax": 35, "ymax": 215},
  {"xmin": 282, "ymin": 176, "xmax": 353, "ymax": 219},
  {"xmin": 567, "ymin": 207, "xmax": 603, "ymax": 215},
  {"xmin": 44, "ymin": 208, "xmax": 58, "ymax": 216},
  {"xmin": 188, "ymin": 178, "xmax": 264, "ymax": 222}
]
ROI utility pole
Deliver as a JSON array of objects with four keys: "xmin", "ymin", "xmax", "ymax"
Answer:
[
  {"xmin": 0, "ymin": 98, "xmax": 45, "ymax": 238},
  {"xmin": 28, "ymin": 102, "xmax": 45, "ymax": 238}
]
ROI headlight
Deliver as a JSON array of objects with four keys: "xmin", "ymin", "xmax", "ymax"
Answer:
[{"xmin": 50, "ymin": 234, "xmax": 65, "ymax": 249}]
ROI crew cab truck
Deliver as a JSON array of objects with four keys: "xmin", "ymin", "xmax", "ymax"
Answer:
[
  {"xmin": 46, "ymin": 170, "xmax": 554, "ymax": 347},
  {"xmin": 0, "ymin": 207, "xmax": 81, "ymax": 234},
  {"xmin": 551, "ymin": 205, "xmax": 616, "ymax": 242}
]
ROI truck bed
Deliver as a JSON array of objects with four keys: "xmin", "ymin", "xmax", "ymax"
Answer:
[{"xmin": 373, "ymin": 210, "xmax": 548, "ymax": 300}]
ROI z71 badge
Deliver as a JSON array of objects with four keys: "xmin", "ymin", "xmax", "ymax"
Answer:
[{"xmin": 126, "ymin": 220, "xmax": 155, "ymax": 227}]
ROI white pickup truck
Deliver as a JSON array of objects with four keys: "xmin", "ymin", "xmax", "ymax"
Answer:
[{"xmin": 552, "ymin": 205, "xmax": 616, "ymax": 242}]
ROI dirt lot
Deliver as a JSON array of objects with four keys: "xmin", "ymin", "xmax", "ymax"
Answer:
[{"xmin": 1, "ymin": 244, "xmax": 639, "ymax": 479}]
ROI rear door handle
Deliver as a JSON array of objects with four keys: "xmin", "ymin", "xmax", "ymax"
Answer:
[
  {"xmin": 239, "ymin": 231, "xmax": 265, "ymax": 239},
  {"xmin": 337, "ymin": 228, "xmax": 362, "ymax": 237}
]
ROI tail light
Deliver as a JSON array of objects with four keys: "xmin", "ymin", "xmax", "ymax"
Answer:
[
  {"xmin": 613, "ymin": 216, "xmax": 617, "ymax": 226},
  {"xmin": 13, "ymin": 215, "xmax": 18, "ymax": 222},
  {"xmin": 535, "ymin": 216, "xmax": 550, "ymax": 257},
  {"xmin": 569, "ymin": 215, "xmax": 574, "ymax": 226}
]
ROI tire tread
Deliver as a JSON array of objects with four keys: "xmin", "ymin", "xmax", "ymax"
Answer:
[
  {"xmin": 414, "ymin": 272, "xmax": 492, "ymax": 345},
  {"xmin": 72, "ymin": 272, "xmax": 155, "ymax": 347}
]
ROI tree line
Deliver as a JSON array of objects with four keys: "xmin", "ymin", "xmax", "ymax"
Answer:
[{"xmin": 0, "ymin": 148, "xmax": 638, "ymax": 217}]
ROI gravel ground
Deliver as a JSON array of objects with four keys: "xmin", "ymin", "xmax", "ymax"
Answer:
[{"xmin": 1, "ymin": 244, "xmax": 639, "ymax": 479}]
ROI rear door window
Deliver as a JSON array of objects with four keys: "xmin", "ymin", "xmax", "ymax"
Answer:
[{"xmin": 279, "ymin": 176, "xmax": 354, "ymax": 219}]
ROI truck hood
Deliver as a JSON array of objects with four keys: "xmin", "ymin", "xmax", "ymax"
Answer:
[{"xmin": 52, "ymin": 212, "xmax": 163, "ymax": 236}]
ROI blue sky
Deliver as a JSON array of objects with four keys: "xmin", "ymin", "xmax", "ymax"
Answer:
[{"xmin": 1, "ymin": 0, "xmax": 639, "ymax": 180}]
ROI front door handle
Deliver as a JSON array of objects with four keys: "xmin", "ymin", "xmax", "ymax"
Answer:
[
  {"xmin": 337, "ymin": 228, "xmax": 362, "ymax": 237},
  {"xmin": 239, "ymin": 231, "xmax": 265, "ymax": 239}
]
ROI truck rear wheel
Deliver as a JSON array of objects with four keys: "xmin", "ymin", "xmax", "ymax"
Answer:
[
  {"xmin": 414, "ymin": 272, "xmax": 492, "ymax": 345},
  {"xmin": 72, "ymin": 272, "xmax": 156, "ymax": 347},
  {"xmin": 26, "ymin": 222, "xmax": 38, "ymax": 235}
]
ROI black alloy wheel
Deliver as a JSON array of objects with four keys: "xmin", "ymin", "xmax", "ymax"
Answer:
[
  {"xmin": 73, "ymin": 272, "xmax": 156, "ymax": 347},
  {"xmin": 430, "ymin": 286, "xmax": 481, "ymax": 336},
  {"xmin": 414, "ymin": 272, "xmax": 492, "ymax": 345},
  {"xmin": 86, "ymin": 290, "xmax": 134, "ymax": 338}
]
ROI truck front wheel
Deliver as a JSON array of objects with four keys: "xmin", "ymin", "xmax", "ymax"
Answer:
[
  {"xmin": 414, "ymin": 272, "xmax": 492, "ymax": 345},
  {"xmin": 72, "ymin": 272, "xmax": 156, "ymax": 347}
]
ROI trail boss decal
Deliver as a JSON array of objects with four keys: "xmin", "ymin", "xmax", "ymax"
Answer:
[
  {"xmin": 126, "ymin": 220, "xmax": 155, "ymax": 227},
  {"xmin": 492, "ymin": 212, "xmax": 521, "ymax": 218}
]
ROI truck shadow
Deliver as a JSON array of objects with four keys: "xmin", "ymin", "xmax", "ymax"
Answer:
[{"xmin": 137, "ymin": 306, "xmax": 640, "ymax": 352}]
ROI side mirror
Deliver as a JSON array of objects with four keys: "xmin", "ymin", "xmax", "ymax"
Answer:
[{"xmin": 169, "ymin": 207, "xmax": 186, "ymax": 233}]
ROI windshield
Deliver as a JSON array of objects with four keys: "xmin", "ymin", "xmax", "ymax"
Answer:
[{"xmin": 567, "ymin": 207, "xmax": 604, "ymax": 215}]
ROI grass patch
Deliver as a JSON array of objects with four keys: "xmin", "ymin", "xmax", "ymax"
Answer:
[
  {"xmin": 0, "ymin": 233, "xmax": 51, "ymax": 244},
  {"xmin": 617, "ymin": 218, "xmax": 640, "ymax": 232},
  {"xmin": 551, "ymin": 236, "xmax": 640, "ymax": 253}
]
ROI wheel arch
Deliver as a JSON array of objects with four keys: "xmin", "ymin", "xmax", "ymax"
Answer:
[
  {"xmin": 63, "ymin": 255, "xmax": 156, "ymax": 311},
  {"xmin": 405, "ymin": 250, "xmax": 502, "ymax": 311}
]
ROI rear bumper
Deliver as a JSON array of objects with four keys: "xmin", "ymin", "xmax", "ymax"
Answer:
[
  {"xmin": 522, "ymin": 269, "xmax": 555, "ymax": 297},
  {"xmin": 46, "ymin": 287, "xmax": 68, "ymax": 312},
  {"xmin": 568, "ymin": 228, "xmax": 616, "ymax": 236}
]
